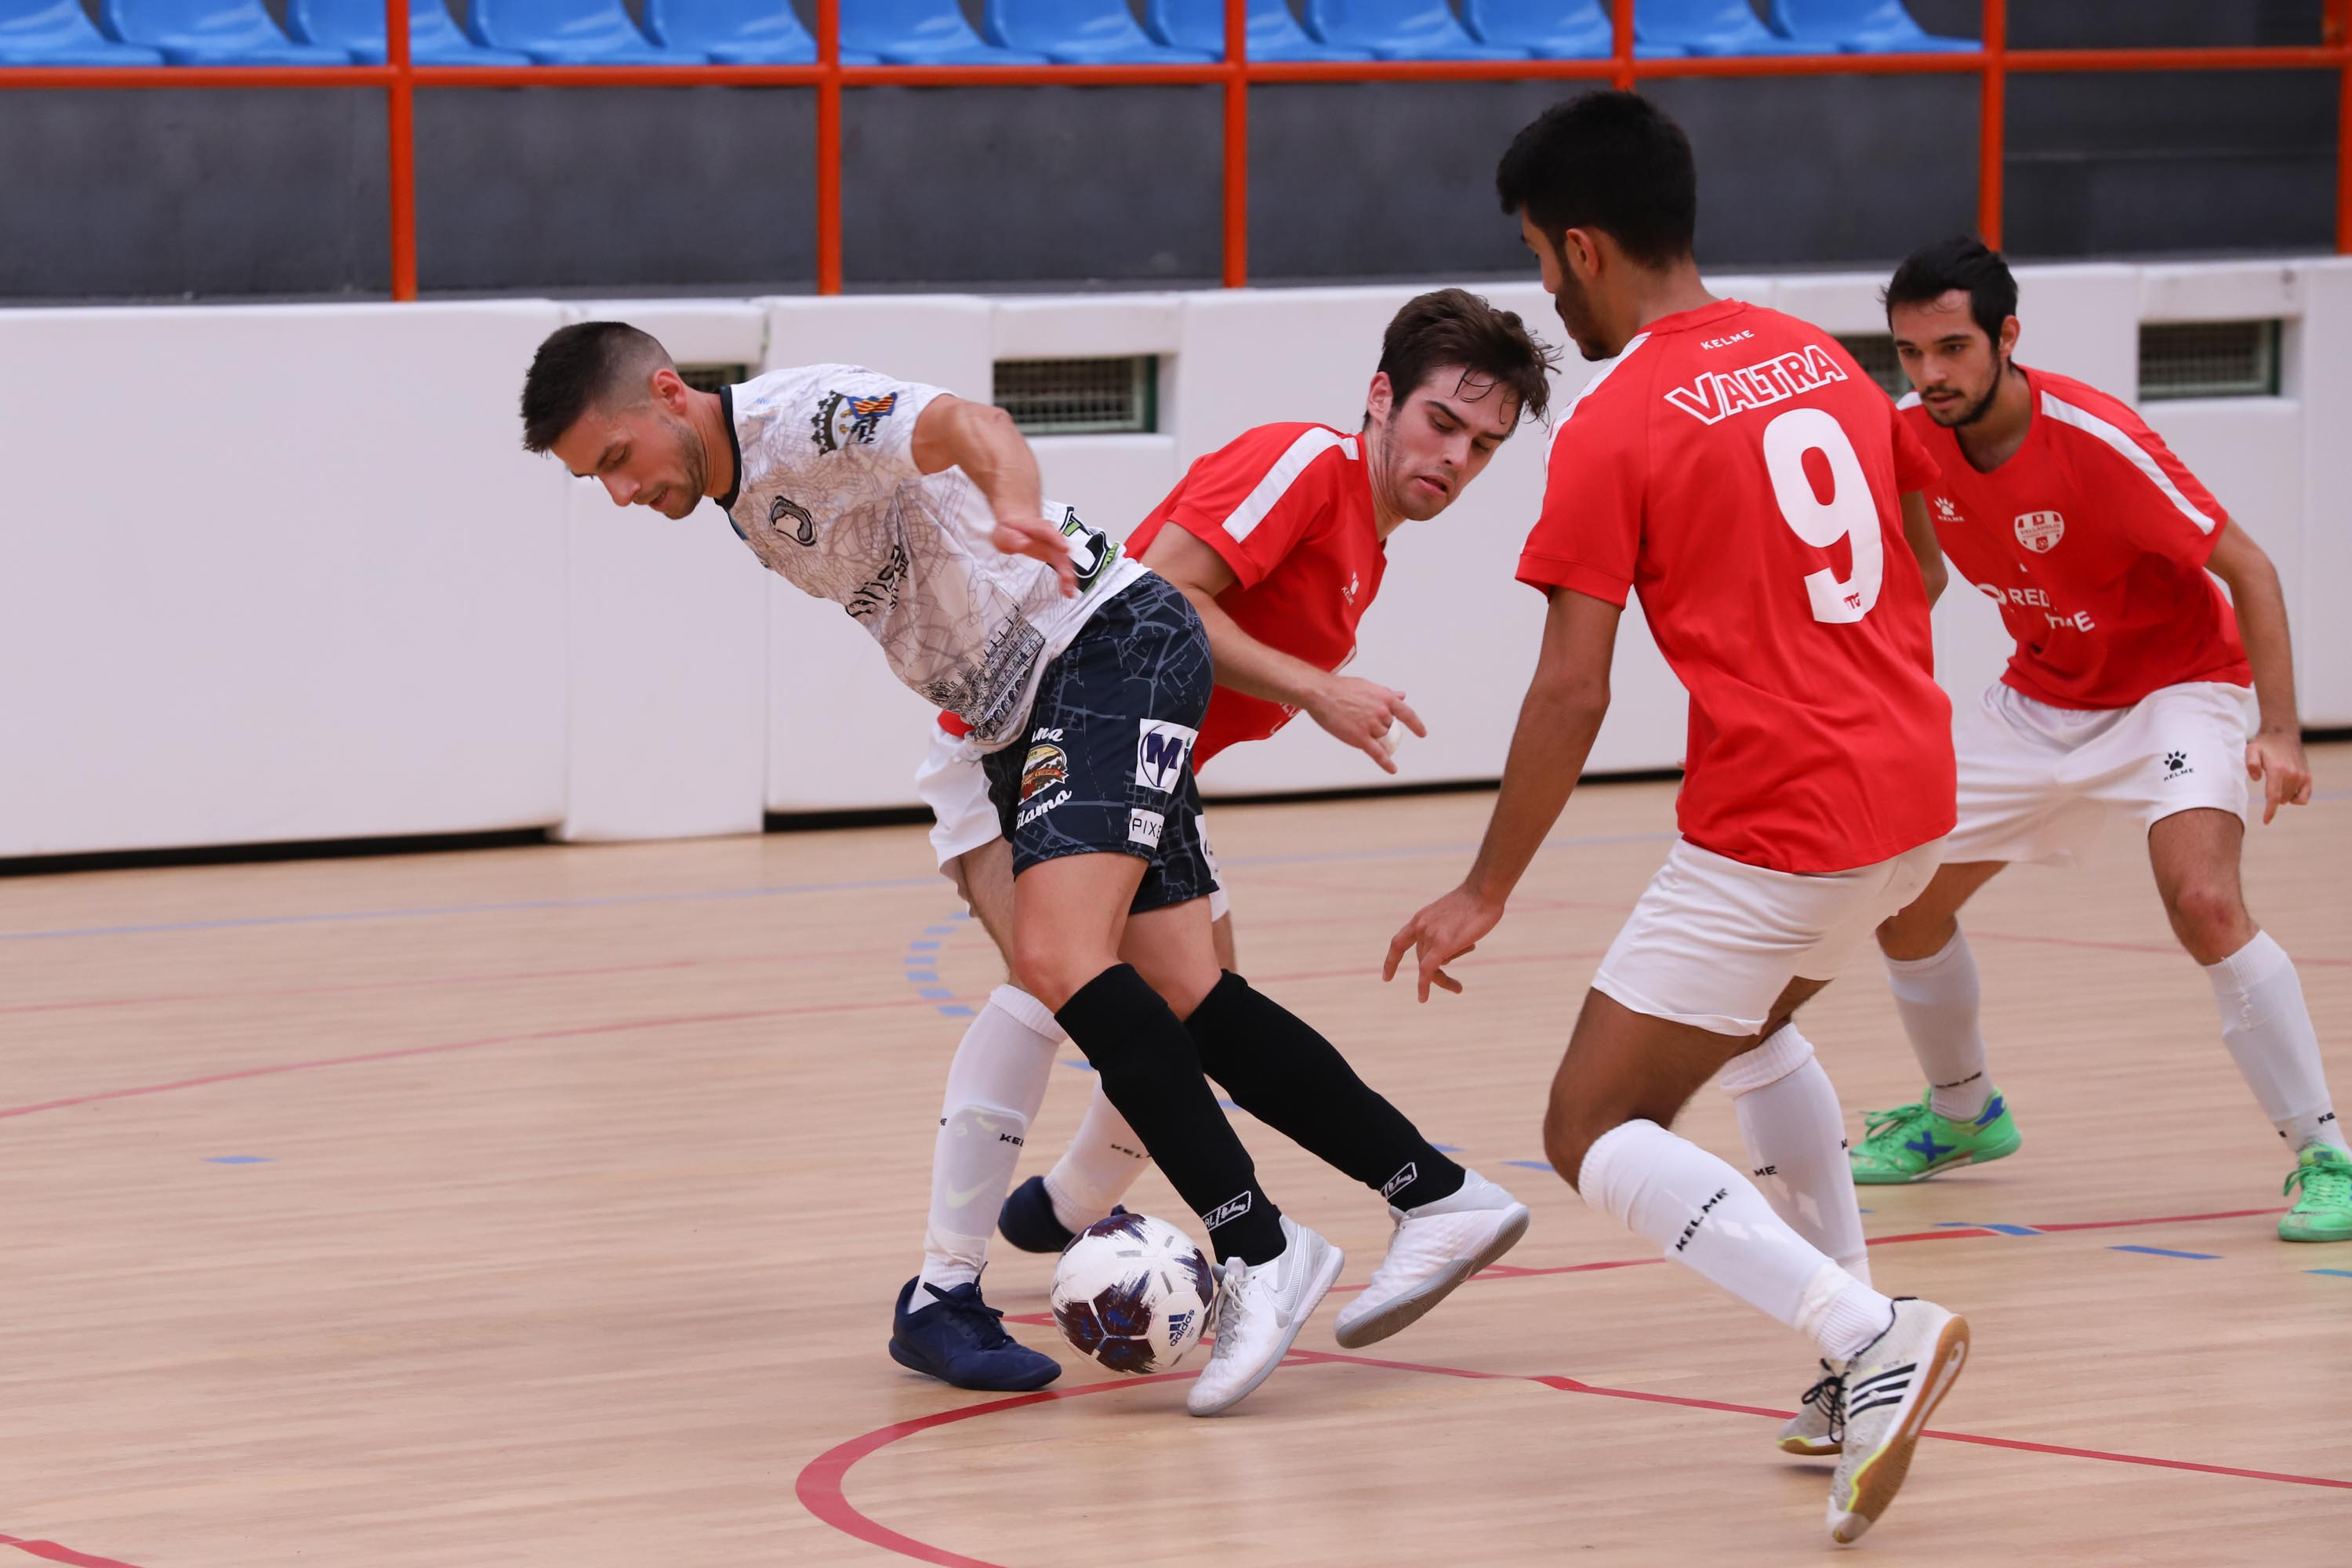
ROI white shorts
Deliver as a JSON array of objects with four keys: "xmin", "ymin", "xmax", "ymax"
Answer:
[
  {"xmin": 913, "ymin": 724, "xmax": 1231, "ymax": 920},
  {"xmin": 1941, "ymin": 681, "xmax": 2255, "ymax": 867},
  {"xmin": 1593, "ymin": 837, "xmax": 1946, "ymax": 1037}
]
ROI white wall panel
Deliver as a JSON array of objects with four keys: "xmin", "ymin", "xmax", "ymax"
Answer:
[
  {"xmin": 2296, "ymin": 261, "xmax": 2352, "ymax": 723},
  {"xmin": 558, "ymin": 301, "xmax": 771, "ymax": 841},
  {"xmin": 0, "ymin": 301, "xmax": 568, "ymax": 858}
]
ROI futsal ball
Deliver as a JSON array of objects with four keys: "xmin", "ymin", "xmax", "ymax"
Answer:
[{"xmin": 1050, "ymin": 1213, "xmax": 1216, "ymax": 1375}]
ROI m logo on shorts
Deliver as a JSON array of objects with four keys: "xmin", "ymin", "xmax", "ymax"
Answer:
[
  {"xmin": 1135, "ymin": 720, "xmax": 1198, "ymax": 792},
  {"xmin": 2013, "ymin": 509, "xmax": 2065, "ymax": 554},
  {"xmin": 1021, "ymin": 744, "xmax": 1069, "ymax": 802}
]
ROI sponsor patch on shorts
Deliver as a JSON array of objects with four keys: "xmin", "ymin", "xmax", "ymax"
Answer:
[
  {"xmin": 1127, "ymin": 808, "xmax": 1164, "ymax": 848},
  {"xmin": 1021, "ymin": 743, "xmax": 1069, "ymax": 802},
  {"xmin": 1135, "ymin": 720, "xmax": 1198, "ymax": 792}
]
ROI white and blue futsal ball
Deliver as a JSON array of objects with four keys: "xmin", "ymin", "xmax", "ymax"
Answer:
[{"xmin": 1050, "ymin": 1213, "xmax": 1216, "ymax": 1375}]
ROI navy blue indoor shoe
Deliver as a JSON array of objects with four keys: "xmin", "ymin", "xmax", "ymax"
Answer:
[
  {"xmin": 996, "ymin": 1175, "xmax": 1128, "ymax": 1255},
  {"xmin": 888, "ymin": 1276, "xmax": 1062, "ymax": 1392}
]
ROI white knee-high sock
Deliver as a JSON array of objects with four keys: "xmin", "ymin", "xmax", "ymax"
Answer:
[
  {"xmin": 1885, "ymin": 931, "xmax": 1993, "ymax": 1120},
  {"xmin": 919, "ymin": 984, "xmax": 1062, "ymax": 1295},
  {"xmin": 1579, "ymin": 1120, "xmax": 1893, "ymax": 1361},
  {"xmin": 2207, "ymin": 932, "xmax": 2347, "ymax": 1155},
  {"xmin": 1722, "ymin": 1025, "xmax": 1871, "ymax": 1288},
  {"xmin": 1043, "ymin": 1082, "xmax": 1152, "ymax": 1232}
]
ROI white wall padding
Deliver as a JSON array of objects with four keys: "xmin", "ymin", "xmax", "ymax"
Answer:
[{"xmin": 0, "ymin": 301, "xmax": 569, "ymax": 857}]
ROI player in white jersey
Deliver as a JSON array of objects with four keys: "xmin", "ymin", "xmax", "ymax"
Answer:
[{"xmin": 522, "ymin": 322, "xmax": 1500, "ymax": 1412}]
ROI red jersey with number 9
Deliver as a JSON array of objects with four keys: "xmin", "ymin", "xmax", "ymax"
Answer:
[{"xmin": 1517, "ymin": 299, "xmax": 1955, "ymax": 874}]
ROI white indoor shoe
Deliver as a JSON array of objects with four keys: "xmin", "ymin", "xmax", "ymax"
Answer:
[
  {"xmin": 1333, "ymin": 1169, "xmax": 1530, "ymax": 1349},
  {"xmin": 1828, "ymin": 1298, "xmax": 1969, "ymax": 1545},
  {"xmin": 1186, "ymin": 1218, "xmax": 1344, "ymax": 1417},
  {"xmin": 1778, "ymin": 1359, "xmax": 1846, "ymax": 1457}
]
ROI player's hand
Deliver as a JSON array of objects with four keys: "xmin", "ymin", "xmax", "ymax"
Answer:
[
  {"xmin": 991, "ymin": 514, "xmax": 1079, "ymax": 597},
  {"xmin": 1308, "ymin": 676, "xmax": 1427, "ymax": 775},
  {"xmin": 2246, "ymin": 725, "xmax": 2313, "ymax": 825},
  {"xmin": 1383, "ymin": 885, "xmax": 1503, "ymax": 1003}
]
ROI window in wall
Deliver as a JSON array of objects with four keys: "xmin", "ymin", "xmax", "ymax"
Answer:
[
  {"xmin": 994, "ymin": 357, "xmax": 1159, "ymax": 436},
  {"xmin": 1835, "ymin": 333, "xmax": 1909, "ymax": 400},
  {"xmin": 677, "ymin": 363, "xmax": 751, "ymax": 394},
  {"xmin": 2138, "ymin": 321, "xmax": 2281, "ymax": 400}
]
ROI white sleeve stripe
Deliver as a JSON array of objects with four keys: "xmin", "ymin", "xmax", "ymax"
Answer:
[
  {"xmin": 1896, "ymin": 390, "xmax": 1922, "ymax": 409},
  {"xmin": 1545, "ymin": 331, "xmax": 1650, "ymax": 463},
  {"xmin": 2039, "ymin": 390, "xmax": 2218, "ymax": 535},
  {"xmin": 1222, "ymin": 429, "xmax": 1358, "ymax": 543}
]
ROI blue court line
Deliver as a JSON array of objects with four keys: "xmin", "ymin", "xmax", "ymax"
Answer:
[
  {"xmin": 1061, "ymin": 1058, "xmax": 1095, "ymax": 1072},
  {"xmin": 2109, "ymin": 1245, "xmax": 2220, "ymax": 1260},
  {"xmin": 904, "ymin": 970, "xmax": 938, "ymax": 982},
  {"xmin": 936, "ymin": 1005, "xmax": 974, "ymax": 1018},
  {"xmin": 1431, "ymin": 1144, "xmax": 1464, "ymax": 1153},
  {"xmin": 917, "ymin": 987, "xmax": 952, "ymax": 1000},
  {"xmin": 1938, "ymin": 1221, "xmax": 2042, "ymax": 1236},
  {"xmin": 204, "ymin": 1155, "xmax": 271, "ymax": 1164},
  {"xmin": 0, "ymin": 827, "xmax": 1678, "ymax": 943},
  {"xmin": 2306, "ymin": 1269, "xmax": 2352, "ymax": 1278},
  {"xmin": 1503, "ymin": 1159, "xmax": 1555, "ymax": 1172}
]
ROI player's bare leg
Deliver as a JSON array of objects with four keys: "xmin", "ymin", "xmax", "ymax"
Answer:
[
  {"xmin": 2151, "ymin": 808, "xmax": 2351, "ymax": 1238},
  {"xmin": 1849, "ymin": 862, "xmax": 2020, "ymax": 1185},
  {"xmin": 1546, "ymin": 989, "xmax": 1965, "ymax": 1543}
]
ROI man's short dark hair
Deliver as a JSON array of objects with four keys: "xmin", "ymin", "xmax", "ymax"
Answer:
[
  {"xmin": 1882, "ymin": 236, "xmax": 2018, "ymax": 346},
  {"xmin": 1378, "ymin": 287, "xmax": 1560, "ymax": 426},
  {"xmin": 519, "ymin": 321, "xmax": 672, "ymax": 453},
  {"xmin": 1494, "ymin": 91, "xmax": 1697, "ymax": 270}
]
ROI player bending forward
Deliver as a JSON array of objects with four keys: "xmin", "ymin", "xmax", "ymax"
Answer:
[
  {"xmin": 1388, "ymin": 94, "xmax": 1969, "ymax": 1545},
  {"xmin": 906, "ymin": 292, "xmax": 1552, "ymax": 1374},
  {"xmin": 521, "ymin": 321, "xmax": 1490, "ymax": 1417},
  {"xmin": 1840, "ymin": 237, "xmax": 2345, "ymax": 1240}
]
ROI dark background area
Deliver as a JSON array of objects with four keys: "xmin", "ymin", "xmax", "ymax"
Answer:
[{"xmin": 0, "ymin": 0, "xmax": 2335, "ymax": 299}]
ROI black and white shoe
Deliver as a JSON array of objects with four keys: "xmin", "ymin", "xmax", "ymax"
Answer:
[
  {"xmin": 1778, "ymin": 1358, "xmax": 1846, "ymax": 1457},
  {"xmin": 1828, "ymin": 1298, "xmax": 1969, "ymax": 1544}
]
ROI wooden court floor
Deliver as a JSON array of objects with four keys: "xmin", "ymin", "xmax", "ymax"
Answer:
[{"xmin": 5, "ymin": 750, "xmax": 2350, "ymax": 1566}]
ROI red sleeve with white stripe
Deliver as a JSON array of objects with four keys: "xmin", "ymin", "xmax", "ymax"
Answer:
[
  {"xmin": 1160, "ymin": 423, "xmax": 1351, "ymax": 591},
  {"xmin": 2041, "ymin": 384, "xmax": 2232, "ymax": 566}
]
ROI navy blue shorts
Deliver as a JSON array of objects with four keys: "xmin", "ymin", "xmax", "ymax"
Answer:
[{"xmin": 984, "ymin": 574, "xmax": 1216, "ymax": 916}]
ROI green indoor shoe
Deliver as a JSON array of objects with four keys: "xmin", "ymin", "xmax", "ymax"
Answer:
[
  {"xmin": 1848, "ymin": 1090, "xmax": 2021, "ymax": 1185},
  {"xmin": 2278, "ymin": 1145, "xmax": 2352, "ymax": 1243}
]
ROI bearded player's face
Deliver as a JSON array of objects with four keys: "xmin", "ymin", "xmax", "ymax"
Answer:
[
  {"xmin": 551, "ymin": 377, "xmax": 707, "ymax": 521},
  {"xmin": 1370, "ymin": 368, "xmax": 1519, "ymax": 523},
  {"xmin": 1890, "ymin": 292, "xmax": 2008, "ymax": 429}
]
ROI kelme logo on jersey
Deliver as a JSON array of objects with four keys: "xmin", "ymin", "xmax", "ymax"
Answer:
[
  {"xmin": 808, "ymin": 390, "xmax": 899, "ymax": 454},
  {"xmin": 767, "ymin": 493, "xmax": 817, "ymax": 547},
  {"xmin": 1135, "ymin": 720, "xmax": 1197, "ymax": 792},
  {"xmin": 2014, "ymin": 509, "xmax": 2065, "ymax": 554},
  {"xmin": 1020, "ymin": 744, "xmax": 1069, "ymax": 802},
  {"xmin": 1934, "ymin": 496, "xmax": 1962, "ymax": 523}
]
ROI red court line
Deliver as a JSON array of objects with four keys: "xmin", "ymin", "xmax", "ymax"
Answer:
[
  {"xmin": 0, "ymin": 993, "xmax": 955, "ymax": 1123},
  {"xmin": 0, "ymin": 1534, "xmax": 152, "ymax": 1568},
  {"xmin": 798, "ymin": 1345, "xmax": 2352, "ymax": 1566},
  {"xmin": 0, "ymin": 945, "xmax": 900, "ymax": 1018}
]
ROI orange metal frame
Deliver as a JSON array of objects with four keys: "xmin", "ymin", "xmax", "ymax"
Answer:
[{"xmin": 2, "ymin": 0, "xmax": 2347, "ymax": 299}]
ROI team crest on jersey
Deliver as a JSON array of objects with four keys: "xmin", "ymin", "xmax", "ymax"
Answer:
[
  {"xmin": 809, "ymin": 390, "xmax": 899, "ymax": 454},
  {"xmin": 2013, "ymin": 509, "xmax": 2065, "ymax": 554},
  {"xmin": 767, "ymin": 493, "xmax": 816, "ymax": 547},
  {"xmin": 1021, "ymin": 743, "xmax": 1069, "ymax": 802}
]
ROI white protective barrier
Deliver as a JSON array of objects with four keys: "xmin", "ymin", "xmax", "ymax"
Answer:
[{"xmin": 5, "ymin": 258, "xmax": 2347, "ymax": 855}]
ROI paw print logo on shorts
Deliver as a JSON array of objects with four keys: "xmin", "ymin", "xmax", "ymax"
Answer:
[{"xmin": 2164, "ymin": 750, "xmax": 2189, "ymax": 778}]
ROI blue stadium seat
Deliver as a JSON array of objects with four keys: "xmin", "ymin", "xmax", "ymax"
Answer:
[
  {"xmin": 1304, "ymin": 0, "xmax": 1529, "ymax": 60},
  {"xmin": 286, "ymin": 0, "xmax": 532, "ymax": 62},
  {"xmin": 1635, "ymin": 0, "xmax": 1834, "ymax": 55},
  {"xmin": 0, "ymin": 0, "xmax": 164, "ymax": 62},
  {"xmin": 103, "ymin": 0, "xmax": 352, "ymax": 62},
  {"xmin": 643, "ymin": 0, "xmax": 876, "ymax": 63},
  {"xmin": 1461, "ymin": 0, "xmax": 1682, "ymax": 58},
  {"xmin": 1143, "ymin": 0, "xmax": 1373, "ymax": 60},
  {"xmin": 1766, "ymin": 0, "xmax": 1974, "ymax": 52},
  {"xmin": 987, "ymin": 0, "xmax": 1213, "ymax": 63},
  {"xmin": 841, "ymin": 0, "xmax": 1047, "ymax": 64},
  {"xmin": 466, "ymin": 0, "xmax": 705, "ymax": 63}
]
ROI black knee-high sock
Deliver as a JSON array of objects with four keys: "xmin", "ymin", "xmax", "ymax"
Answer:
[
  {"xmin": 1057, "ymin": 964, "xmax": 1288, "ymax": 1265},
  {"xmin": 1185, "ymin": 971, "xmax": 1465, "ymax": 1210}
]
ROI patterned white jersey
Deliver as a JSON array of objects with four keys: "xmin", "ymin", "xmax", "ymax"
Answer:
[{"xmin": 714, "ymin": 364, "xmax": 1143, "ymax": 749}]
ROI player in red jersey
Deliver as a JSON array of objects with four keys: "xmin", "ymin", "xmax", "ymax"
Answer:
[
  {"xmin": 1842, "ymin": 238, "xmax": 2347, "ymax": 1239},
  {"xmin": 904, "ymin": 289, "xmax": 1555, "ymax": 1381},
  {"xmin": 1387, "ymin": 95, "xmax": 1969, "ymax": 1544}
]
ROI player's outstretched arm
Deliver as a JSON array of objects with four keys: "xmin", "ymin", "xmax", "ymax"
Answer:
[
  {"xmin": 1384, "ymin": 587, "xmax": 1621, "ymax": 1001},
  {"xmin": 1900, "ymin": 491, "xmax": 1948, "ymax": 607},
  {"xmin": 2207, "ymin": 520, "xmax": 2312, "ymax": 823},
  {"xmin": 1141, "ymin": 528, "xmax": 1426, "ymax": 775},
  {"xmin": 909, "ymin": 395, "xmax": 1076, "ymax": 596}
]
